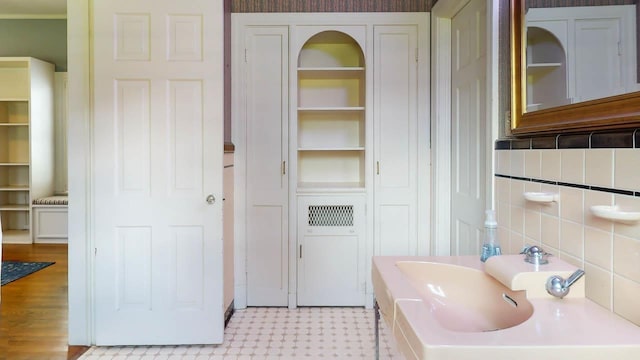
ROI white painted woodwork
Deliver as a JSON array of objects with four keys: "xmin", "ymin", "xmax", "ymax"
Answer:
[
  {"xmin": 450, "ymin": 0, "xmax": 488, "ymax": 256},
  {"xmin": 574, "ymin": 18, "xmax": 624, "ymax": 102},
  {"xmin": 92, "ymin": 0, "xmax": 224, "ymax": 345},
  {"xmin": 0, "ymin": 57, "xmax": 54, "ymax": 244},
  {"xmin": 296, "ymin": 28, "xmax": 366, "ymax": 192},
  {"xmin": 295, "ymin": 29, "xmax": 368, "ymax": 306},
  {"xmin": 244, "ymin": 26, "xmax": 290, "ymax": 306},
  {"xmin": 67, "ymin": 0, "xmax": 92, "ymax": 344},
  {"xmin": 526, "ymin": 5, "xmax": 638, "ymax": 109},
  {"xmin": 33, "ymin": 206, "xmax": 67, "ymax": 243},
  {"xmin": 373, "ymin": 25, "xmax": 419, "ymax": 256},
  {"xmin": 232, "ymin": 13, "xmax": 429, "ymax": 308},
  {"xmin": 223, "ymin": 153, "xmax": 234, "ymax": 313},
  {"xmin": 296, "ymin": 195, "xmax": 365, "ymax": 306},
  {"xmin": 54, "ymin": 72, "xmax": 68, "ymax": 194}
]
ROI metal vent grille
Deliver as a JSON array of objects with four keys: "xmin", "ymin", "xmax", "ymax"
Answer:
[{"xmin": 308, "ymin": 205, "xmax": 354, "ymax": 227}]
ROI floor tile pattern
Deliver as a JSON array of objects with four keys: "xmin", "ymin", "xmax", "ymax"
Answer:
[{"xmin": 79, "ymin": 307, "xmax": 403, "ymax": 359}]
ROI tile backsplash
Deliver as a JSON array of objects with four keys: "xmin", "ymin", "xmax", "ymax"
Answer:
[{"xmin": 495, "ymin": 131, "xmax": 640, "ymax": 326}]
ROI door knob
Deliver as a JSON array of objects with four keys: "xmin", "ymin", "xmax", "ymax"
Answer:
[{"xmin": 206, "ymin": 194, "xmax": 216, "ymax": 204}]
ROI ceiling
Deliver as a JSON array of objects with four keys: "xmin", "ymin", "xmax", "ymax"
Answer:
[{"xmin": 0, "ymin": 0, "xmax": 66, "ymax": 18}]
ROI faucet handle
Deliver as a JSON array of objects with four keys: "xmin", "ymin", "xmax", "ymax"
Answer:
[{"xmin": 546, "ymin": 269, "xmax": 585, "ymax": 299}]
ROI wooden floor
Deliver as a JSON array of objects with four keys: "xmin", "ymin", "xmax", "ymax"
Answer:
[{"xmin": 0, "ymin": 244, "xmax": 88, "ymax": 360}]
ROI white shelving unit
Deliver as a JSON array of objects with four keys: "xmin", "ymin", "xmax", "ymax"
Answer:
[
  {"xmin": 297, "ymin": 31, "xmax": 365, "ymax": 192},
  {"xmin": 0, "ymin": 57, "xmax": 54, "ymax": 243},
  {"xmin": 525, "ymin": 26, "xmax": 568, "ymax": 112}
]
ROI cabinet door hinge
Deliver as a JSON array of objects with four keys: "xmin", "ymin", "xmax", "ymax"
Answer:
[
  {"xmin": 299, "ymin": 245, "xmax": 302, "ymax": 259},
  {"xmin": 618, "ymin": 41, "xmax": 622, "ymax": 56},
  {"xmin": 282, "ymin": 160, "xmax": 286, "ymax": 175},
  {"xmin": 415, "ymin": 48, "xmax": 418, "ymax": 62},
  {"xmin": 244, "ymin": 48, "xmax": 248, "ymax": 62}
]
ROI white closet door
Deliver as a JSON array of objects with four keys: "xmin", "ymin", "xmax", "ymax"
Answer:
[
  {"xmin": 245, "ymin": 26, "xmax": 290, "ymax": 306},
  {"xmin": 373, "ymin": 25, "xmax": 419, "ymax": 256},
  {"xmin": 450, "ymin": 0, "xmax": 488, "ymax": 256},
  {"xmin": 574, "ymin": 18, "xmax": 624, "ymax": 103},
  {"xmin": 92, "ymin": 0, "xmax": 224, "ymax": 345}
]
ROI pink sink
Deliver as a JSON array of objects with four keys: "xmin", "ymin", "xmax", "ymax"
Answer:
[
  {"xmin": 372, "ymin": 255, "xmax": 640, "ymax": 360},
  {"xmin": 395, "ymin": 261, "xmax": 533, "ymax": 332}
]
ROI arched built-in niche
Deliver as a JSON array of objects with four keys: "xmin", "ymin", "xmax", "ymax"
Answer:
[
  {"xmin": 526, "ymin": 26, "xmax": 568, "ymax": 112},
  {"xmin": 296, "ymin": 31, "xmax": 366, "ymax": 191}
]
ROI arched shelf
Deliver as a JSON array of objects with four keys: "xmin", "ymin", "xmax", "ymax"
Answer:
[
  {"xmin": 296, "ymin": 31, "xmax": 366, "ymax": 192},
  {"xmin": 525, "ymin": 26, "xmax": 569, "ymax": 112}
]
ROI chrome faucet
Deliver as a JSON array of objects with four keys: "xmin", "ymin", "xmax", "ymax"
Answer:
[
  {"xmin": 520, "ymin": 245, "xmax": 550, "ymax": 265},
  {"xmin": 545, "ymin": 269, "xmax": 585, "ymax": 299}
]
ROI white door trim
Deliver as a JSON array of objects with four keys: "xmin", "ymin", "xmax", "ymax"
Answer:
[
  {"xmin": 431, "ymin": 0, "xmax": 498, "ymax": 256},
  {"xmin": 67, "ymin": 0, "xmax": 92, "ymax": 345}
]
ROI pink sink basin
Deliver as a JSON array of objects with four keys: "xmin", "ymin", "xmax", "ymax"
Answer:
[
  {"xmin": 372, "ymin": 256, "xmax": 640, "ymax": 360},
  {"xmin": 396, "ymin": 261, "xmax": 533, "ymax": 332}
]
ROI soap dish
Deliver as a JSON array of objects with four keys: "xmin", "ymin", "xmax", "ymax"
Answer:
[
  {"xmin": 524, "ymin": 192, "xmax": 559, "ymax": 203},
  {"xmin": 590, "ymin": 205, "xmax": 640, "ymax": 223}
]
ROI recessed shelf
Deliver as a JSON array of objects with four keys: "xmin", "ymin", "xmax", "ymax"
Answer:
[
  {"xmin": 527, "ymin": 62, "xmax": 562, "ymax": 68},
  {"xmin": 0, "ymin": 163, "xmax": 29, "ymax": 166},
  {"xmin": 297, "ymin": 181, "xmax": 365, "ymax": 193},
  {"xmin": 0, "ymin": 98, "xmax": 29, "ymax": 102},
  {"xmin": 298, "ymin": 67, "xmax": 364, "ymax": 79},
  {"xmin": 0, "ymin": 204, "xmax": 30, "ymax": 211},
  {"xmin": 299, "ymin": 66, "xmax": 365, "ymax": 71},
  {"xmin": 298, "ymin": 107, "xmax": 365, "ymax": 112},
  {"xmin": 0, "ymin": 185, "xmax": 29, "ymax": 191},
  {"xmin": 299, "ymin": 147, "xmax": 365, "ymax": 151},
  {"xmin": 1, "ymin": 229, "xmax": 30, "ymax": 242}
]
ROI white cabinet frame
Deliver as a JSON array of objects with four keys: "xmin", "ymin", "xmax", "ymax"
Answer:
[{"xmin": 232, "ymin": 12, "xmax": 429, "ymax": 309}]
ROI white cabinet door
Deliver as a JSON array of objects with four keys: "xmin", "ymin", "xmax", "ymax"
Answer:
[
  {"xmin": 297, "ymin": 196, "xmax": 365, "ymax": 306},
  {"xmin": 373, "ymin": 25, "xmax": 419, "ymax": 256},
  {"xmin": 244, "ymin": 26, "xmax": 290, "ymax": 306},
  {"xmin": 92, "ymin": 0, "xmax": 224, "ymax": 345},
  {"xmin": 574, "ymin": 18, "xmax": 624, "ymax": 103}
]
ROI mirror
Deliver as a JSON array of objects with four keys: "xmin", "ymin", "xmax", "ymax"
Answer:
[{"xmin": 511, "ymin": 0, "xmax": 640, "ymax": 135}]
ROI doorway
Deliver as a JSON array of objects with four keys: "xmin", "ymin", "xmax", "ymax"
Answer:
[
  {"xmin": 0, "ymin": 3, "xmax": 71, "ymax": 355},
  {"xmin": 431, "ymin": 0, "xmax": 496, "ymax": 255}
]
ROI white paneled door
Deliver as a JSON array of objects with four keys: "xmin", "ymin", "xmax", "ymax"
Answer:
[
  {"xmin": 451, "ymin": 0, "xmax": 488, "ymax": 256},
  {"xmin": 92, "ymin": 0, "xmax": 224, "ymax": 345}
]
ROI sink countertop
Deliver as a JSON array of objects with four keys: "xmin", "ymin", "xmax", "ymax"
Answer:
[{"xmin": 372, "ymin": 255, "xmax": 640, "ymax": 360}]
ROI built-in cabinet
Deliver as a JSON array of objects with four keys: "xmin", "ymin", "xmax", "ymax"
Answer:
[
  {"xmin": 526, "ymin": 5, "xmax": 638, "ymax": 111},
  {"xmin": 0, "ymin": 57, "xmax": 54, "ymax": 244},
  {"xmin": 233, "ymin": 13, "xmax": 429, "ymax": 308}
]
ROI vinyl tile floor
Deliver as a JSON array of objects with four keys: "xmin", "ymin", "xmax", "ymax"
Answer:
[{"xmin": 79, "ymin": 307, "xmax": 404, "ymax": 359}]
